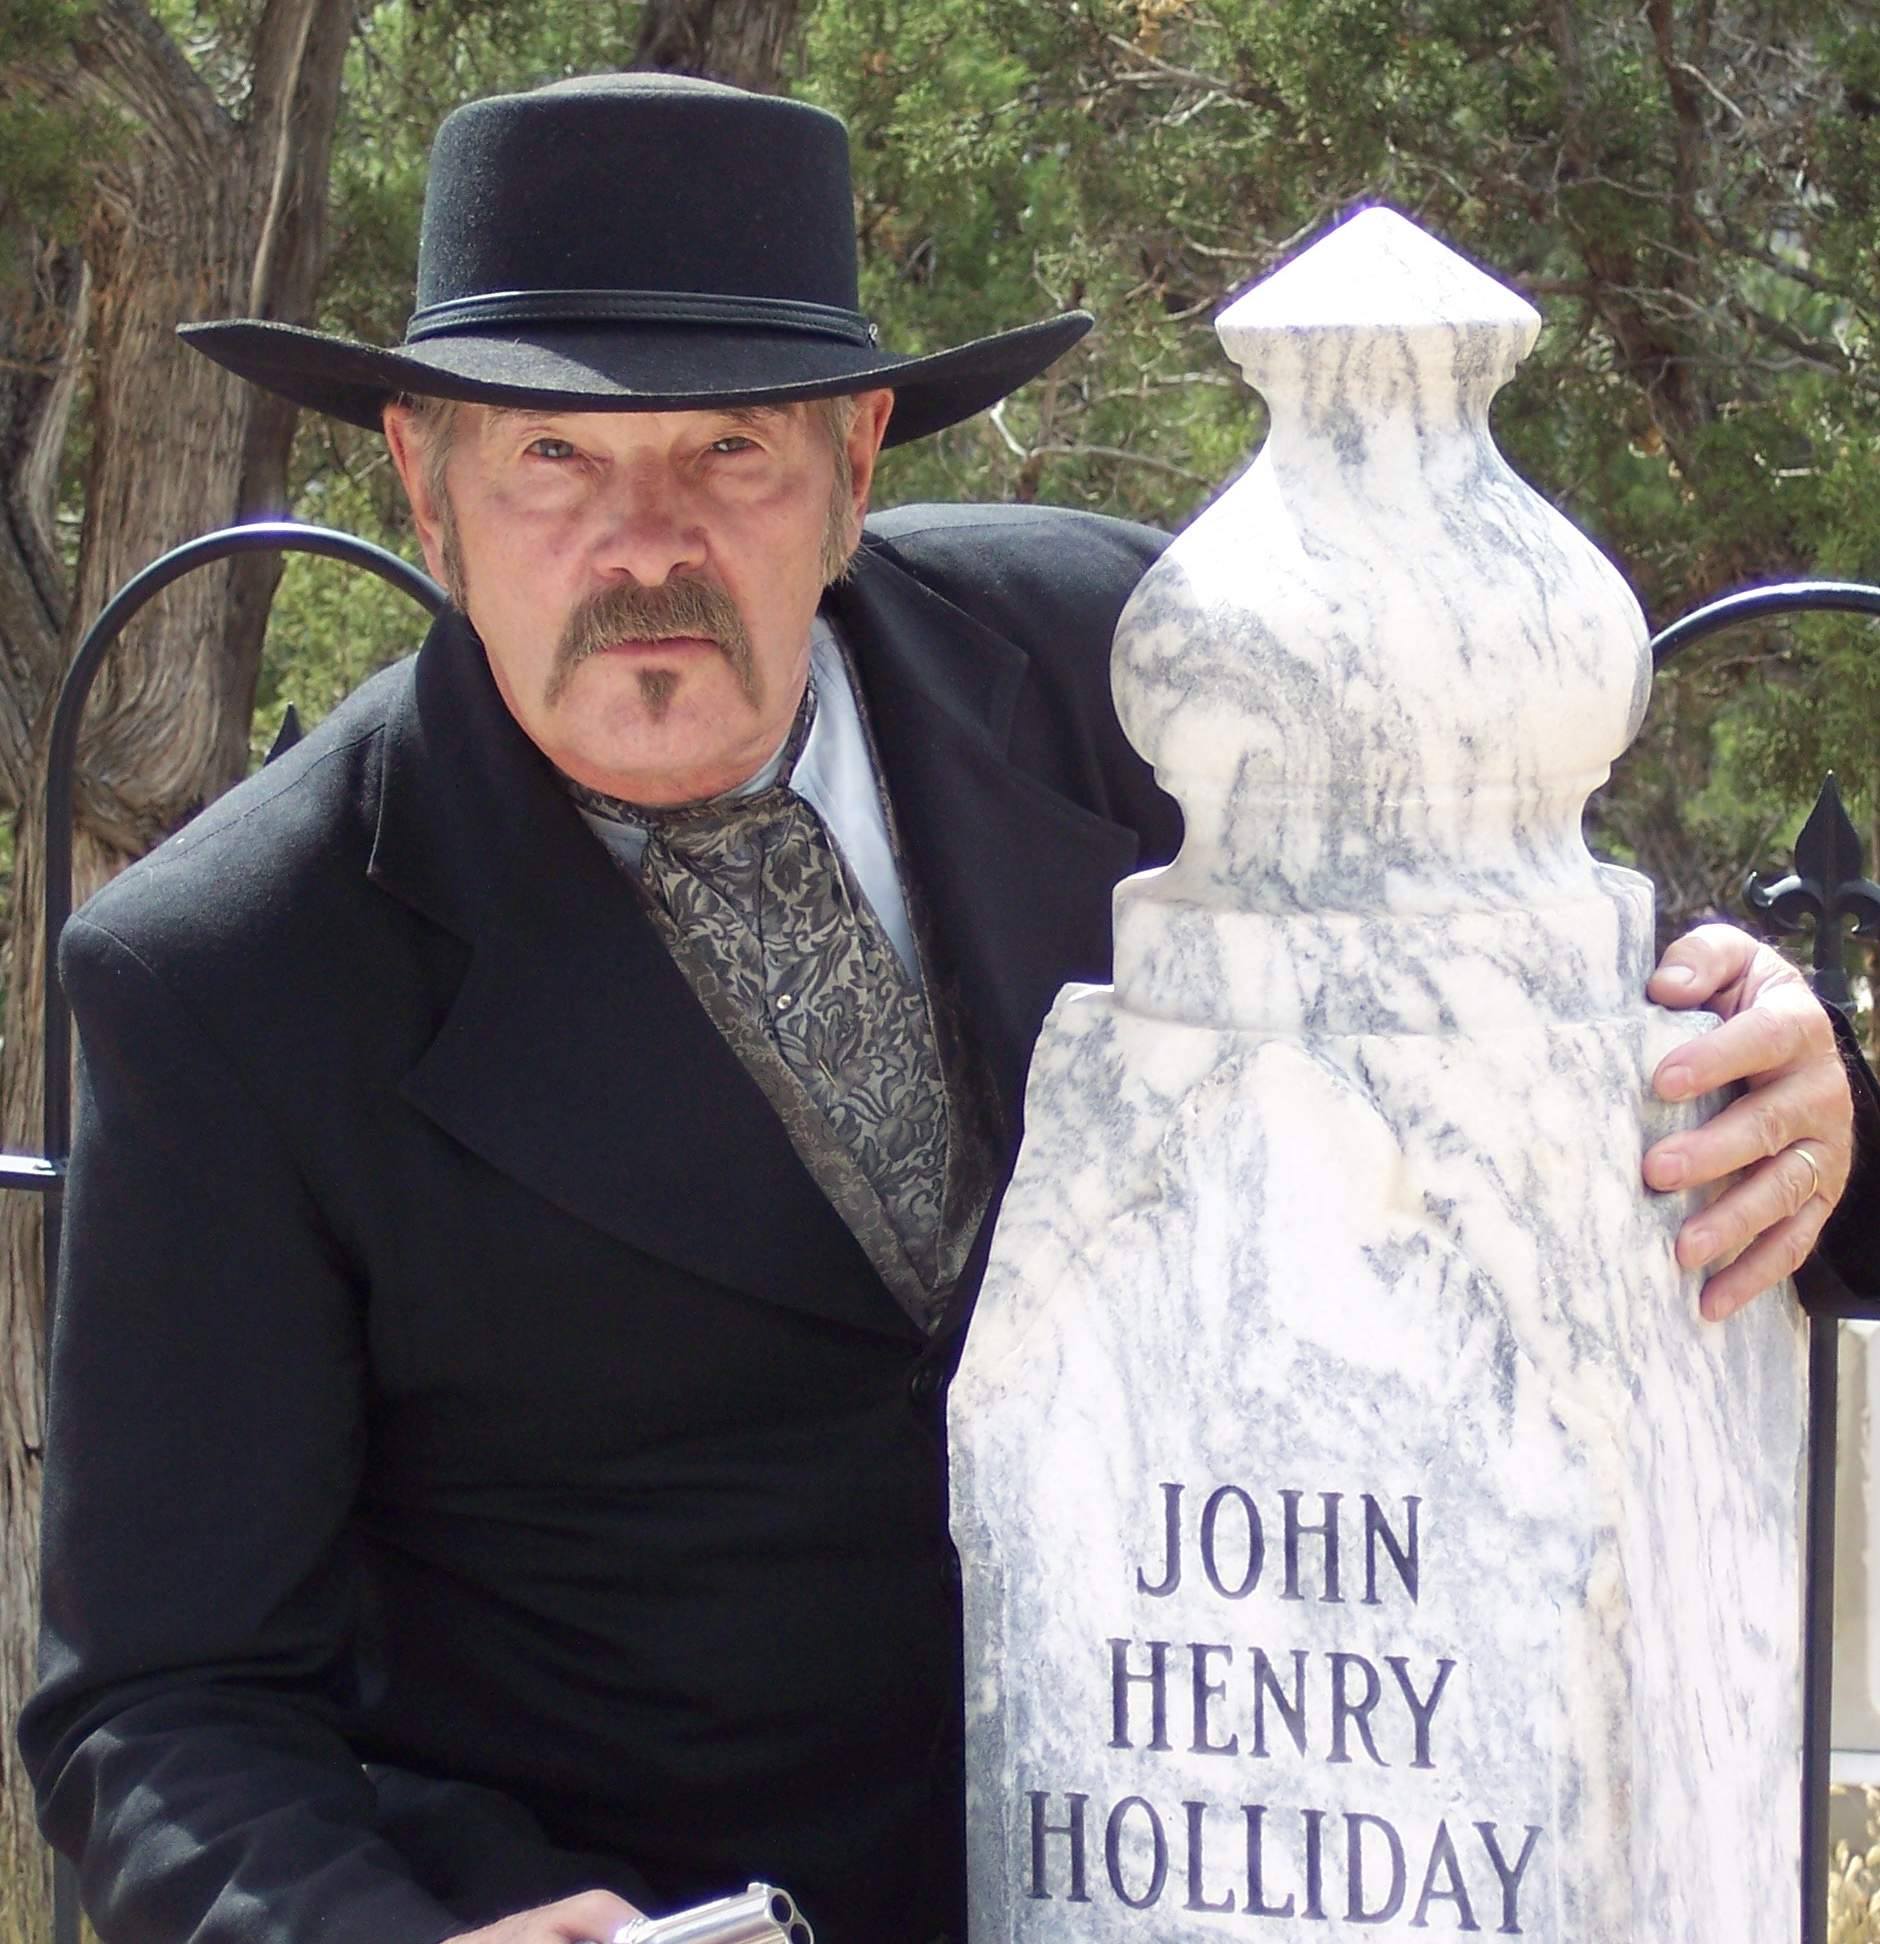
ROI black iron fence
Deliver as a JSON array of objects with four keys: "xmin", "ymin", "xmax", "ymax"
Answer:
[
  {"xmin": 4, "ymin": 532, "xmax": 1874, "ymax": 1944},
  {"xmin": 5, "ymin": 526, "xmax": 443, "ymax": 1944},
  {"xmin": 1651, "ymin": 583, "xmax": 1880, "ymax": 1944}
]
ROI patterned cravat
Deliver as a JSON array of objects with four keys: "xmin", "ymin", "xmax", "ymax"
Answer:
[{"xmin": 567, "ymin": 686, "xmax": 961, "ymax": 1321}]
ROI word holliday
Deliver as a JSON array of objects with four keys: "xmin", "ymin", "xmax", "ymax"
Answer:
[{"xmin": 1021, "ymin": 1483, "xmax": 1545, "ymax": 1930}]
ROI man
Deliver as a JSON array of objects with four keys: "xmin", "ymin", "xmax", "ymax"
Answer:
[{"xmin": 19, "ymin": 72, "xmax": 1872, "ymax": 1944}]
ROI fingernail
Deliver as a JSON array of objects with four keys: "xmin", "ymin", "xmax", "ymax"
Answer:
[
  {"xmin": 1683, "ymin": 1224, "xmax": 1716, "ymax": 1267},
  {"xmin": 1658, "ymin": 1063, "xmax": 1695, "ymax": 1100},
  {"xmin": 1650, "ymin": 1150, "xmax": 1688, "ymax": 1188},
  {"xmin": 1657, "ymin": 964, "xmax": 1697, "ymax": 990},
  {"xmin": 1702, "ymin": 1284, "xmax": 1747, "ymax": 1324}
]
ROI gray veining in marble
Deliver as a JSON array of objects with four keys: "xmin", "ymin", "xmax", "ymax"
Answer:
[{"xmin": 950, "ymin": 208, "xmax": 1806, "ymax": 1941}]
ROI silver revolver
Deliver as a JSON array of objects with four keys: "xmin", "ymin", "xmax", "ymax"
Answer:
[{"xmin": 613, "ymin": 1882, "xmax": 812, "ymax": 1944}]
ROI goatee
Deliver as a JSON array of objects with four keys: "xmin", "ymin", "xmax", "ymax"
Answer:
[{"xmin": 635, "ymin": 667, "xmax": 681, "ymax": 721}]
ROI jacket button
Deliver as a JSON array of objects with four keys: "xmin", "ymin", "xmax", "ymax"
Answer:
[{"xmin": 909, "ymin": 1363, "xmax": 941, "ymax": 1403}]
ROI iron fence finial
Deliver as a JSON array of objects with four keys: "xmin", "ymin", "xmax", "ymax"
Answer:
[{"xmin": 1745, "ymin": 774, "xmax": 1880, "ymax": 1015}]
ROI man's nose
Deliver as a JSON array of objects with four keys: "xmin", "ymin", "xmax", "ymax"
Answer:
[{"xmin": 593, "ymin": 468, "xmax": 708, "ymax": 585}]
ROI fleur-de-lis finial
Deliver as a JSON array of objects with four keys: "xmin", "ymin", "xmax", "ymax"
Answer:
[{"xmin": 1745, "ymin": 773, "xmax": 1880, "ymax": 1013}]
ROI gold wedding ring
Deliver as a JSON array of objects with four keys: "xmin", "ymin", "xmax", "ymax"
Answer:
[{"xmin": 1793, "ymin": 1141, "xmax": 1824, "ymax": 1205}]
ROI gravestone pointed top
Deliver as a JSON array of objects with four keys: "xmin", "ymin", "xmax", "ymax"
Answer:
[
  {"xmin": 1107, "ymin": 205, "xmax": 1650, "ymax": 1035},
  {"xmin": 1217, "ymin": 204, "xmax": 1539, "ymax": 349}
]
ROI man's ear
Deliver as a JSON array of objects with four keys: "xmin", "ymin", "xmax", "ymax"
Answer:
[
  {"xmin": 382, "ymin": 402, "xmax": 452, "ymax": 588},
  {"xmin": 844, "ymin": 388, "xmax": 895, "ymax": 523}
]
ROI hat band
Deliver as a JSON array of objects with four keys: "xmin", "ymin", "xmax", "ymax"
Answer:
[{"xmin": 406, "ymin": 289, "xmax": 881, "ymax": 347}]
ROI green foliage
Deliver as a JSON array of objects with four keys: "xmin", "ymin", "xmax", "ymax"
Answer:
[
  {"xmin": 245, "ymin": 0, "xmax": 1880, "ymax": 956},
  {"xmin": 798, "ymin": 0, "xmax": 1880, "ymax": 940},
  {"xmin": 0, "ymin": 0, "xmax": 94, "ymax": 59},
  {"xmin": 0, "ymin": 2, "xmax": 118, "ymax": 258},
  {"xmin": 0, "ymin": 96, "xmax": 107, "ymax": 245},
  {"xmin": 0, "ymin": 0, "xmax": 1865, "ymax": 1022},
  {"xmin": 249, "ymin": 437, "xmax": 435, "ymax": 768}
]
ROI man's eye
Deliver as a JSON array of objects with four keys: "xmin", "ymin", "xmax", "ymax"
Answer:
[
  {"xmin": 710, "ymin": 435, "xmax": 758, "ymax": 455},
  {"xmin": 526, "ymin": 438, "xmax": 576, "ymax": 461}
]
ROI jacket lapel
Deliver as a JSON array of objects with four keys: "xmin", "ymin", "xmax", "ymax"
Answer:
[
  {"xmin": 828, "ymin": 539, "xmax": 1143, "ymax": 1129},
  {"xmin": 366, "ymin": 535, "xmax": 1141, "ymax": 1337},
  {"xmin": 369, "ymin": 613, "xmax": 913, "ymax": 1338}
]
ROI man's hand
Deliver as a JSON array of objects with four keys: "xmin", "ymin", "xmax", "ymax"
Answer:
[
  {"xmin": 1643, "ymin": 923, "xmax": 1854, "ymax": 1322},
  {"xmin": 446, "ymin": 1890, "xmax": 643, "ymax": 1944}
]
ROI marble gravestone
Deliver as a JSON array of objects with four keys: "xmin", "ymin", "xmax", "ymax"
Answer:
[{"xmin": 949, "ymin": 209, "xmax": 1808, "ymax": 1940}]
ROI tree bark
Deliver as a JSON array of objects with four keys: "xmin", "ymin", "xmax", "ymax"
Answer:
[
  {"xmin": 0, "ymin": 240, "xmax": 84, "ymax": 815},
  {"xmin": 0, "ymin": 4, "xmax": 356, "ymax": 1936},
  {"xmin": 632, "ymin": 0, "xmax": 813, "ymax": 90}
]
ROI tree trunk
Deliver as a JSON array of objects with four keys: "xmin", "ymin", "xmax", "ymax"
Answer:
[
  {"xmin": 632, "ymin": 0, "xmax": 813, "ymax": 90},
  {"xmin": 0, "ymin": 4, "xmax": 355, "ymax": 1936},
  {"xmin": 1544, "ymin": 0, "xmax": 1715, "ymax": 479},
  {"xmin": 0, "ymin": 2, "xmax": 814, "ymax": 1931}
]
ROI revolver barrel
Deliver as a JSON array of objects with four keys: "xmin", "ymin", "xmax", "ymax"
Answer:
[{"xmin": 613, "ymin": 1882, "xmax": 812, "ymax": 1944}]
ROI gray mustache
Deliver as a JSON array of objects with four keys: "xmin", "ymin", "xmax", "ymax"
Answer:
[{"xmin": 550, "ymin": 578, "xmax": 755, "ymax": 700}]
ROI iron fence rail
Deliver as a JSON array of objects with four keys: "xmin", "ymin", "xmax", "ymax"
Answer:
[{"xmin": 17, "ymin": 524, "xmax": 443, "ymax": 1944}]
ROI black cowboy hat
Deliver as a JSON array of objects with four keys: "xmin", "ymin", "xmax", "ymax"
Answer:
[{"xmin": 181, "ymin": 72, "xmax": 1090, "ymax": 449}]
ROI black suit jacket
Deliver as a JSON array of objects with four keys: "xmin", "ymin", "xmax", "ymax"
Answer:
[
  {"xmin": 22, "ymin": 502, "xmax": 1877, "ymax": 1944},
  {"xmin": 20, "ymin": 506, "xmax": 1181, "ymax": 1944}
]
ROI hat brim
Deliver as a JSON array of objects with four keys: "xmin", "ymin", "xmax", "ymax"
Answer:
[{"xmin": 178, "ymin": 312, "xmax": 1092, "ymax": 448}]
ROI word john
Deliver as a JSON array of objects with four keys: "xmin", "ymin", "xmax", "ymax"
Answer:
[{"xmin": 1137, "ymin": 1483, "xmax": 1422, "ymax": 1607}]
